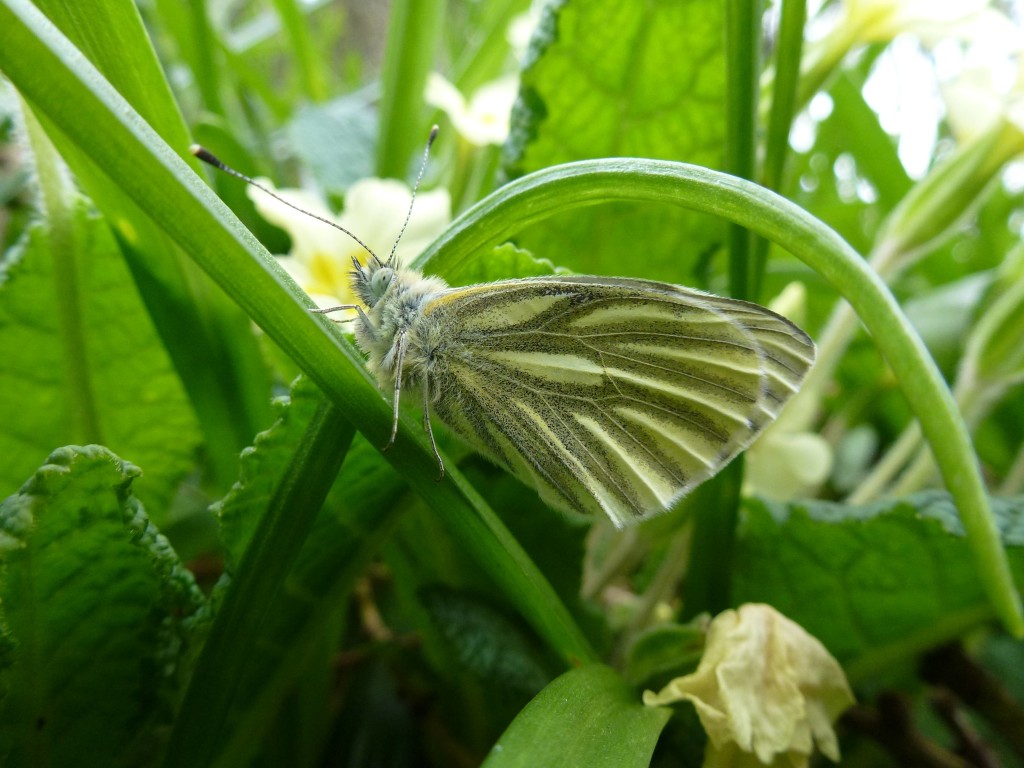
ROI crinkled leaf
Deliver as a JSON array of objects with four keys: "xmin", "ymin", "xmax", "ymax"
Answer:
[
  {"xmin": 287, "ymin": 96, "xmax": 378, "ymax": 197},
  {"xmin": 444, "ymin": 242, "xmax": 566, "ymax": 286},
  {"xmin": 504, "ymin": 0, "xmax": 726, "ymax": 284},
  {"xmin": 733, "ymin": 492, "xmax": 1024, "ymax": 677},
  {"xmin": 0, "ymin": 203, "xmax": 200, "ymax": 517},
  {"xmin": 483, "ymin": 664, "xmax": 670, "ymax": 767},
  {"xmin": 0, "ymin": 445, "xmax": 205, "ymax": 768},
  {"xmin": 214, "ymin": 376, "xmax": 328, "ymax": 571}
]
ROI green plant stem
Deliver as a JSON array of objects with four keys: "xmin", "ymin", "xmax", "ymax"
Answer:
[
  {"xmin": 751, "ymin": 0, "xmax": 806, "ymax": 293},
  {"xmin": 186, "ymin": 0, "xmax": 226, "ymax": 116},
  {"xmin": 848, "ymin": 421, "xmax": 921, "ymax": 504},
  {"xmin": 164, "ymin": 400, "xmax": 353, "ymax": 768},
  {"xmin": 725, "ymin": 0, "xmax": 758, "ymax": 302},
  {"xmin": 416, "ymin": 160, "xmax": 1024, "ymax": 637},
  {"xmin": 761, "ymin": 0, "xmax": 806, "ymax": 195},
  {"xmin": 684, "ymin": 0, "xmax": 758, "ymax": 622},
  {"xmin": 376, "ymin": 0, "xmax": 446, "ymax": 179}
]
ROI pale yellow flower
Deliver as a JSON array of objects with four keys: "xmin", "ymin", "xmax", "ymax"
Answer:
[
  {"xmin": 425, "ymin": 72, "xmax": 519, "ymax": 146},
  {"xmin": 248, "ymin": 178, "xmax": 451, "ymax": 307},
  {"xmin": 841, "ymin": 0, "xmax": 990, "ymax": 46},
  {"xmin": 644, "ymin": 604, "xmax": 854, "ymax": 768},
  {"xmin": 943, "ymin": 56, "xmax": 1024, "ymax": 145}
]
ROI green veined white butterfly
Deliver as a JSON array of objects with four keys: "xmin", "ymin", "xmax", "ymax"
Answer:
[{"xmin": 193, "ymin": 133, "xmax": 815, "ymax": 526}]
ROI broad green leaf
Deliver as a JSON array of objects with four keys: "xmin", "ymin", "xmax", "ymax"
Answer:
[
  {"xmin": 287, "ymin": 96, "xmax": 378, "ymax": 196},
  {"xmin": 505, "ymin": 0, "xmax": 726, "ymax": 284},
  {"xmin": 0, "ymin": 445, "xmax": 206, "ymax": 768},
  {"xmin": 483, "ymin": 664, "xmax": 670, "ymax": 767},
  {"xmin": 30, "ymin": 0, "xmax": 274, "ymax": 484},
  {"xmin": 0, "ymin": 201, "xmax": 199, "ymax": 517},
  {"xmin": 733, "ymin": 492, "xmax": 1024, "ymax": 680},
  {"xmin": 445, "ymin": 242, "xmax": 566, "ymax": 286}
]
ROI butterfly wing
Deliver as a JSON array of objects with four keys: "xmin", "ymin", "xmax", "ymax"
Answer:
[{"xmin": 420, "ymin": 276, "xmax": 815, "ymax": 526}]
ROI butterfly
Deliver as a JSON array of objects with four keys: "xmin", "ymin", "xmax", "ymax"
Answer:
[
  {"xmin": 321, "ymin": 258, "xmax": 814, "ymax": 526},
  {"xmin": 192, "ymin": 136, "xmax": 815, "ymax": 526}
]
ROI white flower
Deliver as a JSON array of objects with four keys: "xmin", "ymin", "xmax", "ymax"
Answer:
[
  {"xmin": 943, "ymin": 54, "xmax": 1024, "ymax": 145},
  {"xmin": 248, "ymin": 178, "xmax": 450, "ymax": 307},
  {"xmin": 425, "ymin": 72, "xmax": 518, "ymax": 146},
  {"xmin": 644, "ymin": 604, "xmax": 854, "ymax": 768},
  {"xmin": 841, "ymin": 0, "xmax": 991, "ymax": 46}
]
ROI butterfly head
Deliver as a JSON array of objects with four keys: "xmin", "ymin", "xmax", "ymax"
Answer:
[{"xmin": 351, "ymin": 254, "xmax": 397, "ymax": 308}]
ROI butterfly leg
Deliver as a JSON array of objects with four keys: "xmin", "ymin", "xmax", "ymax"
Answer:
[
  {"xmin": 383, "ymin": 331, "xmax": 408, "ymax": 452},
  {"xmin": 309, "ymin": 304, "xmax": 371, "ymax": 326},
  {"xmin": 422, "ymin": 381, "xmax": 445, "ymax": 481}
]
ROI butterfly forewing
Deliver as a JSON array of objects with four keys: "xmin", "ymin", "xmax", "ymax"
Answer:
[{"xmin": 421, "ymin": 277, "xmax": 815, "ymax": 526}]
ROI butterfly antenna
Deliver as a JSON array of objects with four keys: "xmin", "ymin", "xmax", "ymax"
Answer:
[
  {"xmin": 190, "ymin": 144, "xmax": 381, "ymax": 263},
  {"xmin": 386, "ymin": 125, "xmax": 439, "ymax": 267}
]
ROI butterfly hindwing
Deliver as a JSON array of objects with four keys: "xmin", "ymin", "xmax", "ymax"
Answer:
[{"xmin": 420, "ymin": 276, "xmax": 815, "ymax": 525}]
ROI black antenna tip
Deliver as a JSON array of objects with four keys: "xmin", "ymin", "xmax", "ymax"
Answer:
[
  {"xmin": 190, "ymin": 144, "xmax": 224, "ymax": 169},
  {"xmin": 428, "ymin": 125, "xmax": 439, "ymax": 145}
]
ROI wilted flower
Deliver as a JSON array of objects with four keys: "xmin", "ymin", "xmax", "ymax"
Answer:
[
  {"xmin": 248, "ymin": 178, "xmax": 451, "ymax": 307},
  {"xmin": 425, "ymin": 72, "xmax": 519, "ymax": 146},
  {"xmin": 644, "ymin": 604, "xmax": 854, "ymax": 768}
]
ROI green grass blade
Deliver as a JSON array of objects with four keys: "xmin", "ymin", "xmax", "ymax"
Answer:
[{"xmin": 375, "ymin": 0, "xmax": 446, "ymax": 179}]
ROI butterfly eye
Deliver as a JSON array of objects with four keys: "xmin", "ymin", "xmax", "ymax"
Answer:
[{"xmin": 371, "ymin": 268, "xmax": 394, "ymax": 297}]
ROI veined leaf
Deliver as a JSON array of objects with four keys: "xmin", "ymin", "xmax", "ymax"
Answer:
[
  {"xmin": 0, "ymin": 445, "xmax": 205, "ymax": 768},
  {"xmin": 0, "ymin": 200, "xmax": 199, "ymax": 517},
  {"xmin": 505, "ymin": 0, "xmax": 726, "ymax": 284},
  {"xmin": 733, "ymin": 492, "xmax": 1024, "ymax": 681}
]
